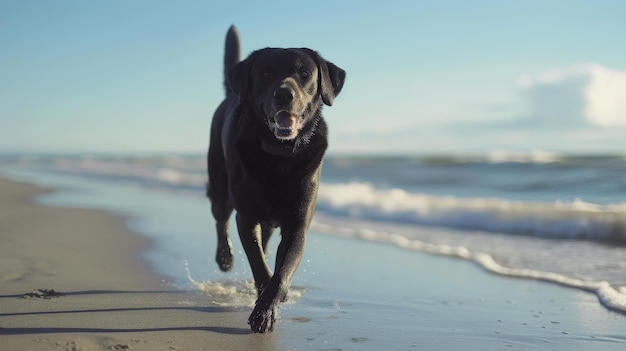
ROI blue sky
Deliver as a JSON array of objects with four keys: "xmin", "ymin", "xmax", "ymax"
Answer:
[{"xmin": 2, "ymin": 0, "xmax": 626, "ymax": 155}]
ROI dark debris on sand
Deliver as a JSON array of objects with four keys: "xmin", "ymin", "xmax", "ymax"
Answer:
[{"xmin": 22, "ymin": 288, "xmax": 65, "ymax": 299}]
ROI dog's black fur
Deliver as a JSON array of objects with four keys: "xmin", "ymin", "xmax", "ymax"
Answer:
[{"xmin": 206, "ymin": 26, "xmax": 345, "ymax": 333}]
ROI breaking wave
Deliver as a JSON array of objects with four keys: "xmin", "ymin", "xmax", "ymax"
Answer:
[{"xmin": 316, "ymin": 182, "xmax": 626, "ymax": 242}]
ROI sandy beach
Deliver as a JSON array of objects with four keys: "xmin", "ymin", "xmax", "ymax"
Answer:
[
  {"xmin": 1, "ymin": 174, "xmax": 625, "ymax": 351},
  {"xmin": 0, "ymin": 177, "xmax": 274, "ymax": 351}
]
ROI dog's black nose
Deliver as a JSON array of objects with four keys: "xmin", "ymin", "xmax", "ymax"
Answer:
[{"xmin": 274, "ymin": 87, "xmax": 294, "ymax": 106}]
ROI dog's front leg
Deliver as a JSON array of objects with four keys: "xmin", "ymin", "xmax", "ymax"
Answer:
[
  {"xmin": 236, "ymin": 214, "xmax": 272, "ymax": 293},
  {"xmin": 248, "ymin": 222, "xmax": 307, "ymax": 333}
]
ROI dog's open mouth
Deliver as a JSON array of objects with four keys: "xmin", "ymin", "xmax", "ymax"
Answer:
[{"xmin": 271, "ymin": 111, "xmax": 299, "ymax": 140}]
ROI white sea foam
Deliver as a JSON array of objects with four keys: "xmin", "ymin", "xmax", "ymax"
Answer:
[
  {"xmin": 485, "ymin": 149, "xmax": 563, "ymax": 164},
  {"xmin": 310, "ymin": 220, "xmax": 626, "ymax": 315},
  {"xmin": 316, "ymin": 182, "xmax": 626, "ymax": 242}
]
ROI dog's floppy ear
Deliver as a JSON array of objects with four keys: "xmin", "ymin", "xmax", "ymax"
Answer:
[
  {"xmin": 302, "ymin": 49, "xmax": 346, "ymax": 106},
  {"xmin": 227, "ymin": 56, "xmax": 254, "ymax": 104}
]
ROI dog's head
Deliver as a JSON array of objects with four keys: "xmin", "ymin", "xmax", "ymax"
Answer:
[{"xmin": 227, "ymin": 48, "xmax": 345, "ymax": 141}]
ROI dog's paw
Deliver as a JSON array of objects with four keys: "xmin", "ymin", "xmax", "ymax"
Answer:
[
  {"xmin": 248, "ymin": 302, "xmax": 279, "ymax": 333},
  {"xmin": 216, "ymin": 242, "xmax": 234, "ymax": 272}
]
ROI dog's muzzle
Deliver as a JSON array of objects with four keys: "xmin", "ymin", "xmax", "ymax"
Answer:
[{"xmin": 273, "ymin": 87, "xmax": 295, "ymax": 107}]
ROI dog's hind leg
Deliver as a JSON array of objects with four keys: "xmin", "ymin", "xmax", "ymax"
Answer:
[
  {"xmin": 214, "ymin": 206, "xmax": 234, "ymax": 272},
  {"xmin": 207, "ymin": 154, "xmax": 234, "ymax": 272},
  {"xmin": 210, "ymin": 188, "xmax": 234, "ymax": 272},
  {"xmin": 207, "ymin": 103, "xmax": 236, "ymax": 272}
]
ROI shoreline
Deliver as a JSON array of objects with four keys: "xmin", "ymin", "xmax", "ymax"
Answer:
[
  {"xmin": 1, "ymin": 175, "xmax": 625, "ymax": 350},
  {"xmin": 312, "ymin": 214, "xmax": 626, "ymax": 317}
]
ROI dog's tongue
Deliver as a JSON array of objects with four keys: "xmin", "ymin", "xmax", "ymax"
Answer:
[{"xmin": 275, "ymin": 111, "xmax": 296, "ymax": 129}]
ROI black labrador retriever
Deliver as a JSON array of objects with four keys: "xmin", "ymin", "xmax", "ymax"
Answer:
[{"xmin": 206, "ymin": 26, "xmax": 345, "ymax": 333}]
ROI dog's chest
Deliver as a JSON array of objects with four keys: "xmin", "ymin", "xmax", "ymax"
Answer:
[{"xmin": 230, "ymin": 157, "xmax": 309, "ymax": 219}]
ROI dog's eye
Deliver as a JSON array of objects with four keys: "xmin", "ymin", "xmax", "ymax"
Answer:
[{"xmin": 299, "ymin": 70, "xmax": 311, "ymax": 79}]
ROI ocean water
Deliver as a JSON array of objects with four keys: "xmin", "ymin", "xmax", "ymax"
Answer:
[{"xmin": 1, "ymin": 152, "xmax": 626, "ymax": 315}]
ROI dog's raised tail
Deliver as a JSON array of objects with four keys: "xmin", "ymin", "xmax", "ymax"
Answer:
[{"xmin": 224, "ymin": 25, "xmax": 241, "ymax": 96}]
